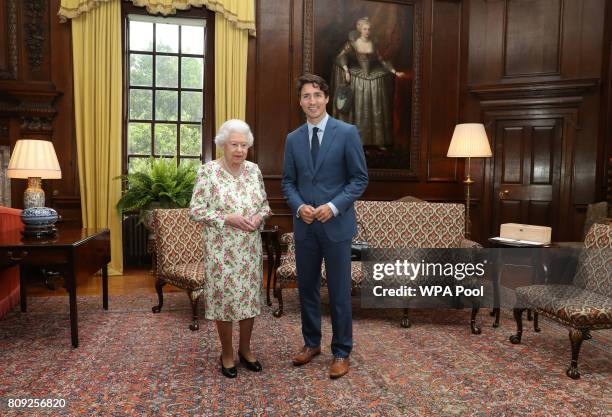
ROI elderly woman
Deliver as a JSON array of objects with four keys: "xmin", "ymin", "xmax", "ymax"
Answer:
[{"xmin": 190, "ymin": 119, "xmax": 271, "ymax": 378}]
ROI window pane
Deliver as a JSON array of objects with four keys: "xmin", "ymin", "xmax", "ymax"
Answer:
[
  {"xmin": 181, "ymin": 26, "xmax": 204, "ymax": 55},
  {"xmin": 155, "ymin": 124, "xmax": 177, "ymax": 156},
  {"xmin": 181, "ymin": 57, "xmax": 203, "ymax": 89},
  {"xmin": 130, "ymin": 54, "xmax": 152, "ymax": 86},
  {"xmin": 156, "ymin": 24, "xmax": 179, "ymax": 53},
  {"xmin": 155, "ymin": 91, "xmax": 178, "ymax": 121},
  {"xmin": 130, "ymin": 21, "xmax": 153, "ymax": 52},
  {"xmin": 156, "ymin": 56, "xmax": 178, "ymax": 88},
  {"xmin": 128, "ymin": 123, "xmax": 151, "ymax": 154},
  {"xmin": 128, "ymin": 156, "xmax": 150, "ymax": 174},
  {"xmin": 180, "ymin": 124, "xmax": 201, "ymax": 156},
  {"xmin": 181, "ymin": 91, "xmax": 203, "ymax": 122},
  {"xmin": 129, "ymin": 89, "xmax": 152, "ymax": 120},
  {"xmin": 179, "ymin": 158, "xmax": 201, "ymax": 173}
]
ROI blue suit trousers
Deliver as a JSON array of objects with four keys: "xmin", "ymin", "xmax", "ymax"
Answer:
[{"xmin": 295, "ymin": 220, "xmax": 353, "ymax": 358}]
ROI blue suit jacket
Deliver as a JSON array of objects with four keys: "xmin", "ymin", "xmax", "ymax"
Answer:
[{"xmin": 281, "ymin": 116, "xmax": 368, "ymax": 242}]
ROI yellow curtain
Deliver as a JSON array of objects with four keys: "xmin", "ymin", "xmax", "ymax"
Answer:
[
  {"xmin": 59, "ymin": 0, "xmax": 256, "ymax": 35},
  {"xmin": 214, "ymin": 8, "xmax": 249, "ymax": 156},
  {"xmin": 72, "ymin": 0, "xmax": 123, "ymax": 275}
]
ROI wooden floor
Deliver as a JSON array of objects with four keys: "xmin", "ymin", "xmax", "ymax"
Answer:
[
  {"xmin": 27, "ymin": 265, "xmax": 274, "ymax": 297},
  {"xmin": 27, "ymin": 267, "xmax": 179, "ymax": 297}
]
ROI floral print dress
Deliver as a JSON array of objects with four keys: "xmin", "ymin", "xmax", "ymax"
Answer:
[{"xmin": 190, "ymin": 160, "xmax": 271, "ymax": 321}]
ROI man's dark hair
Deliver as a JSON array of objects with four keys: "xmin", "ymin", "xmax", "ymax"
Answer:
[{"xmin": 296, "ymin": 74, "xmax": 330, "ymax": 98}]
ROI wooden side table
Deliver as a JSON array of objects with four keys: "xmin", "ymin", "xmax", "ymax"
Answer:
[
  {"xmin": 0, "ymin": 226, "xmax": 110, "ymax": 348},
  {"xmin": 487, "ymin": 237, "xmax": 553, "ymax": 328}
]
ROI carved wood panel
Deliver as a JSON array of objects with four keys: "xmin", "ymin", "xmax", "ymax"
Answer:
[
  {"xmin": 504, "ymin": 0, "xmax": 562, "ymax": 77},
  {"xmin": 0, "ymin": 0, "xmax": 18, "ymax": 80}
]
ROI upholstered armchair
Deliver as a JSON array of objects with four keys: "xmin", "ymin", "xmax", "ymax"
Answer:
[
  {"xmin": 510, "ymin": 223, "xmax": 612, "ymax": 379},
  {"xmin": 152, "ymin": 209, "xmax": 206, "ymax": 331}
]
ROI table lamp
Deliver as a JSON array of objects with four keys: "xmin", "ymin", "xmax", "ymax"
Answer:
[
  {"xmin": 447, "ymin": 123, "xmax": 492, "ymax": 238},
  {"xmin": 7, "ymin": 139, "xmax": 62, "ymax": 237}
]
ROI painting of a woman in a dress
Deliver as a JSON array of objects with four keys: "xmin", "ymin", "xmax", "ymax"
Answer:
[{"xmin": 331, "ymin": 17, "xmax": 406, "ymax": 148}]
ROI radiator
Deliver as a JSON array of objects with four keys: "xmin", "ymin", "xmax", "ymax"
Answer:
[{"xmin": 122, "ymin": 214, "xmax": 151, "ymax": 266}]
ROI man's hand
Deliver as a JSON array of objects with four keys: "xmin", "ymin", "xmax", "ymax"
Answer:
[
  {"xmin": 298, "ymin": 205, "xmax": 316, "ymax": 224},
  {"xmin": 314, "ymin": 205, "xmax": 333, "ymax": 223},
  {"xmin": 225, "ymin": 214, "xmax": 256, "ymax": 231},
  {"xmin": 249, "ymin": 214, "xmax": 263, "ymax": 229}
]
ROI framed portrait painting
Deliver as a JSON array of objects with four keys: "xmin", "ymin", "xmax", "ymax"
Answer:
[{"xmin": 303, "ymin": 0, "xmax": 422, "ymax": 179}]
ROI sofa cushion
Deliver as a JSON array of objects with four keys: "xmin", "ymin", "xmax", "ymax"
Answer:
[
  {"xmin": 277, "ymin": 259, "xmax": 365, "ymax": 287},
  {"xmin": 160, "ymin": 262, "xmax": 206, "ymax": 291},
  {"xmin": 516, "ymin": 284, "xmax": 612, "ymax": 329}
]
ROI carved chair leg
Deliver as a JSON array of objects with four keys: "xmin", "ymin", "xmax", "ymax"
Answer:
[
  {"xmin": 273, "ymin": 287, "xmax": 284, "ymax": 318},
  {"xmin": 152, "ymin": 279, "xmax": 166, "ymax": 313},
  {"xmin": 533, "ymin": 311, "xmax": 541, "ymax": 332},
  {"xmin": 470, "ymin": 303, "xmax": 481, "ymax": 335},
  {"xmin": 567, "ymin": 328, "xmax": 584, "ymax": 379},
  {"xmin": 188, "ymin": 292, "xmax": 200, "ymax": 331},
  {"xmin": 582, "ymin": 329, "xmax": 592, "ymax": 340},
  {"xmin": 401, "ymin": 308, "xmax": 411, "ymax": 328},
  {"xmin": 527, "ymin": 309, "xmax": 533, "ymax": 321},
  {"xmin": 509, "ymin": 308, "xmax": 525, "ymax": 344}
]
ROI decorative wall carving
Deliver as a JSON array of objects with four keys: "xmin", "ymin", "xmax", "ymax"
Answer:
[
  {"xmin": 24, "ymin": 0, "xmax": 46, "ymax": 72},
  {"xmin": 0, "ymin": 146, "xmax": 11, "ymax": 207},
  {"xmin": 0, "ymin": 90, "xmax": 62, "ymax": 134},
  {"xmin": 0, "ymin": 0, "xmax": 19, "ymax": 80}
]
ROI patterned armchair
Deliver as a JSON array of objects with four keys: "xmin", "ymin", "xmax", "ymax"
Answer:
[
  {"xmin": 152, "ymin": 209, "xmax": 206, "ymax": 331},
  {"xmin": 510, "ymin": 223, "xmax": 612, "ymax": 379},
  {"xmin": 274, "ymin": 200, "xmax": 483, "ymax": 333}
]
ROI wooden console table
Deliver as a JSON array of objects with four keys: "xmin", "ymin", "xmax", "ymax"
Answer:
[{"xmin": 0, "ymin": 227, "xmax": 110, "ymax": 348}]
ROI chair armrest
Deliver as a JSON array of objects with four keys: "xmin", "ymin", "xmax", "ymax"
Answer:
[
  {"xmin": 460, "ymin": 238, "xmax": 482, "ymax": 249},
  {"xmin": 280, "ymin": 232, "xmax": 294, "ymax": 245}
]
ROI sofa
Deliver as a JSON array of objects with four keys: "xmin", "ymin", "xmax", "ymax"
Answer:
[
  {"xmin": 0, "ymin": 206, "xmax": 23, "ymax": 319},
  {"xmin": 273, "ymin": 200, "xmax": 484, "ymax": 333}
]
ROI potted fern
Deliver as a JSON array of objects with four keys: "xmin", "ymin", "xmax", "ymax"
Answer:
[{"xmin": 116, "ymin": 157, "xmax": 198, "ymax": 229}]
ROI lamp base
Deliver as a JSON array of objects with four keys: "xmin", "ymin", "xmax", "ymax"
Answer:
[
  {"xmin": 22, "ymin": 224, "xmax": 58, "ymax": 239},
  {"xmin": 20, "ymin": 207, "xmax": 59, "ymax": 239},
  {"xmin": 24, "ymin": 177, "xmax": 45, "ymax": 209}
]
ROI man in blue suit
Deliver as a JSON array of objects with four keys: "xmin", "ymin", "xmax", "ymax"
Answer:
[{"xmin": 282, "ymin": 74, "xmax": 368, "ymax": 379}]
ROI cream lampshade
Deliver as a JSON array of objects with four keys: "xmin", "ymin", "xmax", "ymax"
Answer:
[
  {"xmin": 7, "ymin": 139, "xmax": 62, "ymax": 209},
  {"xmin": 447, "ymin": 123, "xmax": 492, "ymax": 238}
]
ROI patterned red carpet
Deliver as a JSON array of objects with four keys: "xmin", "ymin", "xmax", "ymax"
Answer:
[{"xmin": 0, "ymin": 291, "xmax": 610, "ymax": 416}]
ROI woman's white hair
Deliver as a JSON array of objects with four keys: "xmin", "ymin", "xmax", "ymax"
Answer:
[{"xmin": 214, "ymin": 119, "xmax": 254, "ymax": 147}]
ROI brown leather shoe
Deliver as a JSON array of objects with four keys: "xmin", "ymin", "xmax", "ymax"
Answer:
[
  {"xmin": 329, "ymin": 357, "xmax": 350, "ymax": 379},
  {"xmin": 292, "ymin": 346, "xmax": 321, "ymax": 366}
]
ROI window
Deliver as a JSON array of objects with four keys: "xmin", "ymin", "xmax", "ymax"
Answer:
[{"xmin": 124, "ymin": 14, "xmax": 210, "ymax": 174}]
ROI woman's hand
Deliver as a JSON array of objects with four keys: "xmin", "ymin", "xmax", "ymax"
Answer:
[
  {"xmin": 394, "ymin": 71, "xmax": 405, "ymax": 78},
  {"xmin": 225, "ymin": 214, "xmax": 256, "ymax": 231},
  {"xmin": 344, "ymin": 70, "xmax": 351, "ymax": 83},
  {"xmin": 249, "ymin": 215, "xmax": 263, "ymax": 229}
]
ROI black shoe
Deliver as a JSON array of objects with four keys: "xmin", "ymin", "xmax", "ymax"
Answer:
[
  {"xmin": 220, "ymin": 356, "xmax": 237, "ymax": 378},
  {"xmin": 238, "ymin": 351, "xmax": 263, "ymax": 372}
]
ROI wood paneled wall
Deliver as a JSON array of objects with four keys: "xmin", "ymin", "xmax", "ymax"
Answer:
[
  {"xmin": 252, "ymin": 0, "xmax": 611, "ymax": 243},
  {"xmin": 1, "ymin": 0, "xmax": 610, "ymax": 244}
]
